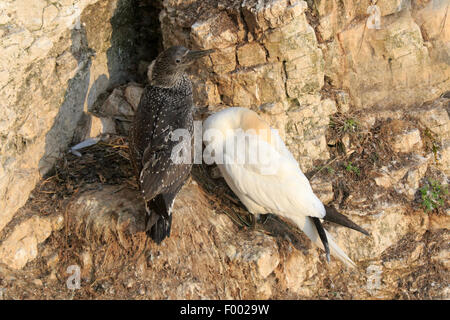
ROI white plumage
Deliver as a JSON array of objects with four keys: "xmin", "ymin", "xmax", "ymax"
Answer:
[{"xmin": 203, "ymin": 107, "xmax": 358, "ymax": 268}]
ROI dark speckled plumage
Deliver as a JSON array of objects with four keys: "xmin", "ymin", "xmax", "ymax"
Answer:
[{"xmin": 129, "ymin": 46, "xmax": 213, "ymax": 244}]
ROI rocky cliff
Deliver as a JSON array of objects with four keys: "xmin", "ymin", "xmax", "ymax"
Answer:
[{"xmin": 0, "ymin": 0, "xmax": 448, "ymax": 299}]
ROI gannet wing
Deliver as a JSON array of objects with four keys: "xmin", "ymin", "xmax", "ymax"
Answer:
[{"xmin": 220, "ymin": 132, "xmax": 326, "ymax": 219}]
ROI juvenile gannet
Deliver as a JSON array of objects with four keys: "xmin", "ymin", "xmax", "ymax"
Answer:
[{"xmin": 129, "ymin": 46, "xmax": 214, "ymax": 243}]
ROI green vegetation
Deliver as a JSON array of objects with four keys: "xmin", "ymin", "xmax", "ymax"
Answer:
[
  {"xmin": 343, "ymin": 118, "xmax": 358, "ymax": 132},
  {"xmin": 345, "ymin": 162, "xmax": 360, "ymax": 176},
  {"xmin": 423, "ymin": 127, "xmax": 440, "ymax": 163},
  {"xmin": 420, "ymin": 179, "xmax": 448, "ymax": 212},
  {"xmin": 326, "ymin": 166, "xmax": 335, "ymax": 175},
  {"xmin": 329, "ymin": 115, "xmax": 358, "ymax": 134},
  {"xmin": 313, "ymin": 165, "xmax": 335, "ymax": 176}
]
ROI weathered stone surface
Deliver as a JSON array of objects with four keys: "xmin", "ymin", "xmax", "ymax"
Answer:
[
  {"xmin": 281, "ymin": 250, "xmax": 318, "ymax": 296},
  {"xmin": 68, "ymin": 185, "xmax": 147, "ymax": 244},
  {"xmin": 209, "ymin": 46, "xmax": 237, "ymax": 74},
  {"xmin": 413, "ymin": 0, "xmax": 450, "ymax": 68},
  {"xmin": 431, "ymin": 246, "xmax": 450, "ymax": 269},
  {"xmin": 216, "ymin": 62, "xmax": 286, "ymax": 107},
  {"xmin": 409, "ymin": 98, "xmax": 450, "ymax": 140},
  {"xmin": 320, "ymin": 1, "xmax": 449, "ymax": 109},
  {"xmin": 242, "ymin": 0, "xmax": 308, "ymax": 34},
  {"xmin": 0, "ymin": 0, "xmax": 151, "ymax": 233},
  {"xmin": 157, "ymin": 0, "xmax": 448, "ymax": 174},
  {"xmin": 225, "ymin": 237, "xmax": 280, "ymax": 279},
  {"xmin": 0, "ymin": 215, "xmax": 63, "ymax": 270},
  {"xmin": 284, "ymin": 98, "xmax": 337, "ymax": 171},
  {"xmin": 375, "ymin": 166, "xmax": 410, "ymax": 189},
  {"xmin": 400, "ymin": 156, "xmax": 430, "ymax": 199},
  {"xmin": 98, "ymin": 88, "xmax": 135, "ymax": 120},
  {"xmin": 25, "ymin": 178, "xmax": 440, "ymax": 299},
  {"xmin": 333, "ymin": 202, "xmax": 428, "ymax": 261},
  {"xmin": 259, "ymin": 101, "xmax": 286, "ymax": 115},
  {"xmin": 190, "ymin": 12, "xmax": 240, "ymax": 49},
  {"xmin": 237, "ymin": 42, "xmax": 267, "ymax": 67},
  {"xmin": 159, "ymin": 0, "xmax": 331, "ymax": 172},
  {"xmin": 89, "ymin": 115, "xmax": 117, "ymax": 137},
  {"xmin": 380, "ymin": 120, "xmax": 423, "ymax": 153},
  {"xmin": 310, "ymin": 176, "xmax": 334, "ymax": 204},
  {"xmin": 439, "ymin": 140, "xmax": 450, "ymax": 175},
  {"xmin": 374, "ymin": 154, "xmax": 430, "ymax": 199},
  {"xmin": 124, "ymin": 84, "xmax": 144, "ymax": 110},
  {"xmin": 335, "ymin": 90, "xmax": 350, "ymax": 113}
]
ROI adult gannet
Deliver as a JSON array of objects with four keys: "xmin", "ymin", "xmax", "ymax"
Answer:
[{"xmin": 203, "ymin": 107, "xmax": 369, "ymax": 267}]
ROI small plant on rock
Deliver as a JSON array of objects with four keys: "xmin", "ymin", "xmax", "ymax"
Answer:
[
  {"xmin": 420, "ymin": 179, "xmax": 448, "ymax": 212},
  {"xmin": 345, "ymin": 162, "xmax": 360, "ymax": 176},
  {"xmin": 328, "ymin": 115, "xmax": 359, "ymax": 134},
  {"xmin": 343, "ymin": 118, "xmax": 358, "ymax": 132}
]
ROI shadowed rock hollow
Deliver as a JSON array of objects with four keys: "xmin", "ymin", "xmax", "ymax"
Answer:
[{"xmin": 0, "ymin": 0, "xmax": 449, "ymax": 299}]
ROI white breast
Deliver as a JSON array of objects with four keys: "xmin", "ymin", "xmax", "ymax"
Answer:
[{"xmin": 203, "ymin": 107, "xmax": 326, "ymax": 219}]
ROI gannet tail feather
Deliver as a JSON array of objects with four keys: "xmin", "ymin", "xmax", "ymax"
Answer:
[
  {"xmin": 312, "ymin": 217, "xmax": 330, "ymax": 263},
  {"xmin": 294, "ymin": 216, "xmax": 357, "ymax": 268},
  {"xmin": 325, "ymin": 229, "xmax": 356, "ymax": 268}
]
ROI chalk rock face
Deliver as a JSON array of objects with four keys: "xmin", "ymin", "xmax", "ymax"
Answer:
[
  {"xmin": 318, "ymin": 0, "xmax": 449, "ymax": 109},
  {"xmin": 159, "ymin": 0, "xmax": 449, "ymax": 170},
  {"xmin": 160, "ymin": 0, "xmax": 335, "ymax": 172},
  {"xmin": 380, "ymin": 120, "xmax": 423, "ymax": 153},
  {"xmin": 0, "ymin": 215, "xmax": 63, "ymax": 270},
  {"xmin": 0, "ymin": 0, "xmax": 156, "ymax": 233}
]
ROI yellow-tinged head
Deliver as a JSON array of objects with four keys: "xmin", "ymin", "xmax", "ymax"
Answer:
[{"xmin": 203, "ymin": 107, "xmax": 273, "ymax": 145}]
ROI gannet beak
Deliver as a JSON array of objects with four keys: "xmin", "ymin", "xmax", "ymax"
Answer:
[{"xmin": 184, "ymin": 49, "xmax": 215, "ymax": 62}]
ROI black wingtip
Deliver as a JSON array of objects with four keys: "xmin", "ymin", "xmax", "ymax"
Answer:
[
  {"xmin": 324, "ymin": 205, "xmax": 371, "ymax": 236},
  {"xmin": 146, "ymin": 214, "xmax": 173, "ymax": 244},
  {"xmin": 312, "ymin": 217, "xmax": 330, "ymax": 263}
]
